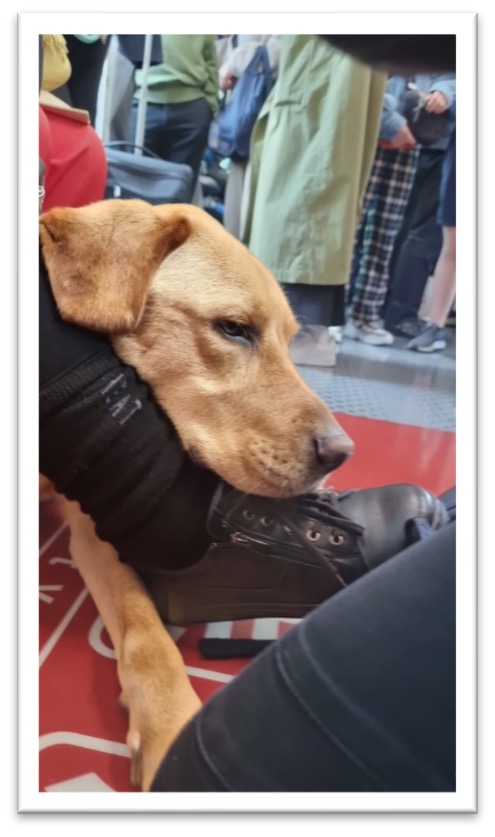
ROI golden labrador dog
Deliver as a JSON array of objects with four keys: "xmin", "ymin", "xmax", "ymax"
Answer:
[{"xmin": 39, "ymin": 199, "xmax": 354, "ymax": 790}]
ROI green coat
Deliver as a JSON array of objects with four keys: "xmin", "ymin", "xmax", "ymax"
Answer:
[{"xmin": 245, "ymin": 36, "xmax": 386, "ymax": 287}]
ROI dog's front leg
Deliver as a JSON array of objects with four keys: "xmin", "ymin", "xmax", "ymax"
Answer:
[{"xmin": 58, "ymin": 497, "xmax": 201, "ymax": 791}]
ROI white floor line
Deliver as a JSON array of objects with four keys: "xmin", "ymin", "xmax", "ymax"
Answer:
[
  {"xmin": 39, "ymin": 520, "xmax": 68, "ymax": 558},
  {"xmin": 39, "ymin": 730, "xmax": 128, "ymax": 757},
  {"xmin": 204, "ymin": 621, "xmax": 233, "ymax": 639},
  {"xmin": 185, "ymin": 665, "xmax": 234, "ymax": 684},
  {"xmin": 39, "ymin": 588, "xmax": 89, "ymax": 667}
]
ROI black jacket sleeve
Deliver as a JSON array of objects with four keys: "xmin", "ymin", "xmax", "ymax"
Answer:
[
  {"xmin": 40, "ymin": 256, "xmax": 218, "ymax": 571},
  {"xmin": 320, "ymin": 35, "xmax": 455, "ymax": 74}
]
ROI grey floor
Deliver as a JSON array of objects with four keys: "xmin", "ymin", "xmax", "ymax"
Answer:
[{"xmin": 295, "ymin": 328, "xmax": 456, "ymax": 432}]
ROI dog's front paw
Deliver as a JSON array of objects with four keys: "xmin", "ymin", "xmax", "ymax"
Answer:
[
  {"xmin": 120, "ymin": 690, "xmax": 146, "ymax": 787},
  {"xmin": 126, "ymin": 727, "xmax": 144, "ymax": 789},
  {"xmin": 118, "ymin": 631, "xmax": 201, "ymax": 791},
  {"xmin": 120, "ymin": 678, "xmax": 173, "ymax": 791}
]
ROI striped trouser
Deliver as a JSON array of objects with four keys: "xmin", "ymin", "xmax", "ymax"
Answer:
[{"xmin": 348, "ymin": 145, "xmax": 419, "ymax": 325}]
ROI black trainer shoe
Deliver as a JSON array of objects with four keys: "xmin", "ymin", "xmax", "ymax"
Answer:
[{"xmin": 138, "ymin": 483, "xmax": 450, "ymax": 626}]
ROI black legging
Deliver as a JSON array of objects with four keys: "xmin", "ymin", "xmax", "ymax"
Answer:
[
  {"xmin": 52, "ymin": 35, "xmax": 111, "ymax": 126},
  {"xmin": 152, "ymin": 522, "xmax": 456, "ymax": 792}
]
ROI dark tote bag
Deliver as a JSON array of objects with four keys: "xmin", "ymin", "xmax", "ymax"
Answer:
[{"xmin": 105, "ymin": 141, "xmax": 193, "ymax": 204}]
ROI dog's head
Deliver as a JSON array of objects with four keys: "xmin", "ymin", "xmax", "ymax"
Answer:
[{"xmin": 40, "ymin": 199, "xmax": 353, "ymax": 497}]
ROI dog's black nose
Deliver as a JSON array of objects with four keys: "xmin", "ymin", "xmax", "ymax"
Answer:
[{"xmin": 313, "ymin": 432, "xmax": 355, "ymax": 471}]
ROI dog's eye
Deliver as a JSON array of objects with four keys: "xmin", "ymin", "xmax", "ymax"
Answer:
[{"xmin": 215, "ymin": 320, "xmax": 255, "ymax": 346}]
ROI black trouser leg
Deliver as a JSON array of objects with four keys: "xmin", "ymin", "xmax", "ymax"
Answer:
[
  {"xmin": 62, "ymin": 35, "xmax": 111, "ymax": 125},
  {"xmin": 151, "ymin": 523, "xmax": 456, "ymax": 792}
]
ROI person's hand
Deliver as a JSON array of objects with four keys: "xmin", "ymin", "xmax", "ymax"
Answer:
[
  {"xmin": 389, "ymin": 124, "xmax": 417, "ymax": 148},
  {"xmin": 219, "ymin": 64, "xmax": 237, "ymax": 91},
  {"xmin": 99, "ymin": 35, "xmax": 107, "ymax": 44},
  {"xmin": 425, "ymin": 91, "xmax": 448, "ymax": 114}
]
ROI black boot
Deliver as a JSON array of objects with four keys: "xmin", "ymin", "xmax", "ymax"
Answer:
[{"xmin": 139, "ymin": 483, "xmax": 450, "ymax": 626}]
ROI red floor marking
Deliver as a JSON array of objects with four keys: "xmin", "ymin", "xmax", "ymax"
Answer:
[
  {"xmin": 327, "ymin": 414, "xmax": 455, "ymax": 497},
  {"xmin": 277, "ymin": 621, "xmax": 298, "ymax": 639},
  {"xmin": 231, "ymin": 620, "xmax": 255, "ymax": 639},
  {"xmin": 38, "ymin": 416, "xmax": 455, "ymax": 793},
  {"xmin": 39, "ymin": 525, "xmax": 82, "ymax": 653}
]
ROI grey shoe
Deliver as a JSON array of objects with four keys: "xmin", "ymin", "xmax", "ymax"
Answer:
[{"xmin": 408, "ymin": 323, "xmax": 447, "ymax": 352}]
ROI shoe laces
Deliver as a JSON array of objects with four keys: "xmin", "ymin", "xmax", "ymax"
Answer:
[{"xmin": 247, "ymin": 491, "xmax": 365, "ymax": 587}]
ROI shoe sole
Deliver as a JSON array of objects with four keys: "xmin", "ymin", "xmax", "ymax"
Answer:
[
  {"xmin": 147, "ymin": 584, "xmax": 318, "ymax": 626},
  {"xmin": 409, "ymin": 341, "xmax": 447, "ymax": 352}
]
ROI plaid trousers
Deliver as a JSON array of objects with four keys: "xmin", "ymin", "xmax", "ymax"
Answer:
[{"xmin": 348, "ymin": 145, "xmax": 419, "ymax": 325}]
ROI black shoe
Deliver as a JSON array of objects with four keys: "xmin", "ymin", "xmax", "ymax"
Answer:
[{"xmin": 139, "ymin": 483, "xmax": 450, "ymax": 626}]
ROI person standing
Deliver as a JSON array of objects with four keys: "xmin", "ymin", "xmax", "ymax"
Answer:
[
  {"xmin": 130, "ymin": 35, "xmax": 219, "ymax": 200},
  {"xmin": 344, "ymin": 80, "xmax": 419, "ymax": 345},
  {"xmin": 346, "ymin": 73, "xmax": 455, "ymax": 346},
  {"xmin": 217, "ymin": 35, "xmax": 281, "ymax": 239},
  {"xmin": 244, "ymin": 36, "xmax": 386, "ymax": 332},
  {"xmin": 39, "ymin": 35, "xmax": 107, "ymax": 210},
  {"xmin": 383, "ymin": 75, "xmax": 456, "ymax": 337},
  {"xmin": 61, "ymin": 35, "xmax": 111, "ymax": 126},
  {"xmin": 407, "ymin": 127, "xmax": 456, "ymax": 352}
]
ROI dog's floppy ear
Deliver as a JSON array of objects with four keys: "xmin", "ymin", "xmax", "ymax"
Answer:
[{"xmin": 39, "ymin": 199, "xmax": 190, "ymax": 333}]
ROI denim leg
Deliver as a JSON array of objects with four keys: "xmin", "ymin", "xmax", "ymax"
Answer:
[
  {"xmin": 131, "ymin": 98, "xmax": 212, "ymax": 193},
  {"xmin": 130, "ymin": 100, "xmax": 166, "ymax": 157},
  {"xmin": 384, "ymin": 215, "xmax": 443, "ymax": 328},
  {"xmin": 151, "ymin": 523, "xmax": 456, "ymax": 792},
  {"xmin": 387, "ymin": 150, "xmax": 444, "ymax": 297}
]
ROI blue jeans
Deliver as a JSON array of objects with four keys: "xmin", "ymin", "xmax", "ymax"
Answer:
[
  {"xmin": 437, "ymin": 128, "xmax": 456, "ymax": 228},
  {"xmin": 151, "ymin": 523, "xmax": 456, "ymax": 792},
  {"xmin": 384, "ymin": 149, "xmax": 445, "ymax": 329},
  {"xmin": 384, "ymin": 215, "xmax": 443, "ymax": 329},
  {"xmin": 130, "ymin": 98, "xmax": 212, "ymax": 199}
]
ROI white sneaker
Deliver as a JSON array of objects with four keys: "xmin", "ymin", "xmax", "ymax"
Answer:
[
  {"xmin": 345, "ymin": 320, "xmax": 394, "ymax": 346},
  {"xmin": 327, "ymin": 326, "xmax": 343, "ymax": 344}
]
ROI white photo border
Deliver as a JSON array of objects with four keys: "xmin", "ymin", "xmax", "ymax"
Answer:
[{"xmin": 19, "ymin": 11, "xmax": 475, "ymax": 814}]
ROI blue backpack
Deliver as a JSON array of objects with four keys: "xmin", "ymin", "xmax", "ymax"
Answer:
[{"xmin": 209, "ymin": 45, "xmax": 273, "ymax": 160}]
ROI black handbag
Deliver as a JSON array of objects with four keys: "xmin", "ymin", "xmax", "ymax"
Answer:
[
  {"xmin": 403, "ymin": 86, "xmax": 451, "ymax": 147},
  {"xmin": 104, "ymin": 141, "xmax": 194, "ymax": 204}
]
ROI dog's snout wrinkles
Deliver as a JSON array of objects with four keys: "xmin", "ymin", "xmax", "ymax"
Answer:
[{"xmin": 313, "ymin": 432, "xmax": 355, "ymax": 472}]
